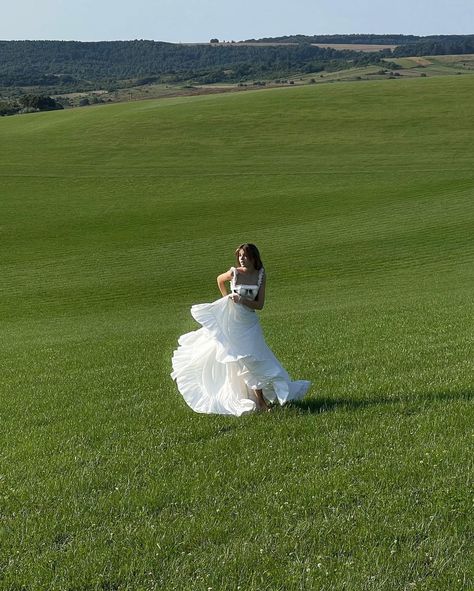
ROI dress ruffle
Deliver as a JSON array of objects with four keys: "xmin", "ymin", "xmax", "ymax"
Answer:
[{"xmin": 171, "ymin": 295, "xmax": 311, "ymax": 416}]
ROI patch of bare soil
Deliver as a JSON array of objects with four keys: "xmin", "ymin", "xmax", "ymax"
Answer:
[{"xmin": 406, "ymin": 57, "xmax": 433, "ymax": 66}]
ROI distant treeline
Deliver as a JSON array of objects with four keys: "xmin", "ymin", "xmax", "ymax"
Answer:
[
  {"xmin": 245, "ymin": 33, "xmax": 474, "ymax": 54},
  {"xmin": 0, "ymin": 40, "xmax": 391, "ymax": 91},
  {"xmin": 392, "ymin": 35, "xmax": 474, "ymax": 57},
  {"xmin": 0, "ymin": 93, "xmax": 63, "ymax": 116},
  {"xmin": 0, "ymin": 35, "xmax": 472, "ymax": 93},
  {"xmin": 244, "ymin": 34, "xmax": 422, "ymax": 45}
]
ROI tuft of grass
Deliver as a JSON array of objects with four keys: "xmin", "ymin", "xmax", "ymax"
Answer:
[{"xmin": 0, "ymin": 76, "xmax": 473, "ymax": 590}]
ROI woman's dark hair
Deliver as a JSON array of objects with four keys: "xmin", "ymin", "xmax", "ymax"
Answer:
[{"xmin": 235, "ymin": 243, "xmax": 263, "ymax": 270}]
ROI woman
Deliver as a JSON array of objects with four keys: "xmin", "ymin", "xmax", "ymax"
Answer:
[{"xmin": 171, "ymin": 243, "xmax": 311, "ymax": 415}]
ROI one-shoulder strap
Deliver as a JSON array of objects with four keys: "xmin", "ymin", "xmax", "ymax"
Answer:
[
  {"xmin": 230, "ymin": 266, "xmax": 237, "ymax": 288},
  {"xmin": 257, "ymin": 267, "xmax": 264, "ymax": 288}
]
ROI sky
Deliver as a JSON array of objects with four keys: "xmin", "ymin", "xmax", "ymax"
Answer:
[{"xmin": 0, "ymin": 0, "xmax": 472, "ymax": 42}]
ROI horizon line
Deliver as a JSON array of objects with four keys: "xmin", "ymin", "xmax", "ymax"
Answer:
[{"xmin": 1, "ymin": 32, "xmax": 473, "ymax": 44}]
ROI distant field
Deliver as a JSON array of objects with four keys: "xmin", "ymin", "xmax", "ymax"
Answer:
[
  {"xmin": 1, "ymin": 76, "xmax": 473, "ymax": 590},
  {"xmin": 433, "ymin": 53, "xmax": 474, "ymax": 68},
  {"xmin": 311, "ymin": 42, "xmax": 397, "ymax": 51},
  {"xmin": 388, "ymin": 53, "xmax": 474, "ymax": 73}
]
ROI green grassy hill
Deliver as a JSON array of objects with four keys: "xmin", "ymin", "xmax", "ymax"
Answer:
[
  {"xmin": 1, "ymin": 76, "xmax": 473, "ymax": 590},
  {"xmin": 387, "ymin": 54, "xmax": 474, "ymax": 77}
]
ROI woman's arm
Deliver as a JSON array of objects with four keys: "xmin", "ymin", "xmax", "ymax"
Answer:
[
  {"xmin": 239, "ymin": 273, "xmax": 266, "ymax": 311},
  {"xmin": 217, "ymin": 269, "xmax": 233, "ymax": 297}
]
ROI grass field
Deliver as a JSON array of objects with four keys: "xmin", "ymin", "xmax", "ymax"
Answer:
[{"xmin": 1, "ymin": 76, "xmax": 473, "ymax": 590}]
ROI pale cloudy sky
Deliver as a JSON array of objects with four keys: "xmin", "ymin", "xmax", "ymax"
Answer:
[{"xmin": 0, "ymin": 0, "xmax": 472, "ymax": 42}]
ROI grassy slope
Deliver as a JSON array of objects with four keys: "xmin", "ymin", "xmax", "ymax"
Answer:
[
  {"xmin": 0, "ymin": 77, "xmax": 473, "ymax": 590},
  {"xmin": 388, "ymin": 54, "xmax": 474, "ymax": 77}
]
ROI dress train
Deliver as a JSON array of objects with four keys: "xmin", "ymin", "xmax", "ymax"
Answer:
[{"xmin": 171, "ymin": 295, "xmax": 311, "ymax": 416}]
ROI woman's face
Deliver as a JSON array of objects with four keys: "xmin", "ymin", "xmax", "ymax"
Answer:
[{"xmin": 238, "ymin": 249, "xmax": 254, "ymax": 269}]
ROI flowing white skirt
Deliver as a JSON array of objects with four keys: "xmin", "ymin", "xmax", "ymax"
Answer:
[{"xmin": 171, "ymin": 295, "xmax": 311, "ymax": 416}]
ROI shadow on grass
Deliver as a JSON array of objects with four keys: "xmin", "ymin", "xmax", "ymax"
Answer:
[
  {"xmin": 288, "ymin": 389, "xmax": 474, "ymax": 414},
  {"xmin": 286, "ymin": 397, "xmax": 389, "ymax": 414}
]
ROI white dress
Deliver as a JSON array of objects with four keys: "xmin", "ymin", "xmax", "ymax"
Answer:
[{"xmin": 171, "ymin": 267, "xmax": 311, "ymax": 416}]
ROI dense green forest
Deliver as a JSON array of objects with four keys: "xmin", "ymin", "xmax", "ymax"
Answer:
[
  {"xmin": 0, "ymin": 40, "xmax": 389, "ymax": 91},
  {"xmin": 392, "ymin": 35, "xmax": 474, "ymax": 57}
]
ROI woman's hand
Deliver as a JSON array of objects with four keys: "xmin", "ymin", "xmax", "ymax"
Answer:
[{"xmin": 230, "ymin": 293, "xmax": 241, "ymax": 304}]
